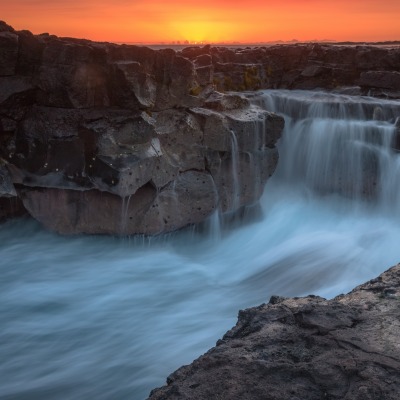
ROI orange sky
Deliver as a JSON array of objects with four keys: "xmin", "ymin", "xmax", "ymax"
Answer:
[{"xmin": 2, "ymin": 0, "xmax": 400, "ymax": 43}]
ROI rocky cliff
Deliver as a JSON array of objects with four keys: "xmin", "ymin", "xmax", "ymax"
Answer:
[
  {"xmin": 0, "ymin": 21, "xmax": 283, "ymax": 234},
  {"xmin": 149, "ymin": 264, "xmax": 400, "ymax": 400},
  {"xmin": 1, "ymin": 21, "xmax": 399, "ymax": 234},
  {"xmin": 207, "ymin": 44, "xmax": 400, "ymax": 98}
]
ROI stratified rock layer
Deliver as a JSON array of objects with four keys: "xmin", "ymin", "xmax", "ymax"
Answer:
[{"xmin": 149, "ymin": 264, "xmax": 400, "ymax": 400}]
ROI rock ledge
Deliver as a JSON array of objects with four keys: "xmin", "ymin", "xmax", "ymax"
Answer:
[{"xmin": 149, "ymin": 264, "xmax": 400, "ymax": 400}]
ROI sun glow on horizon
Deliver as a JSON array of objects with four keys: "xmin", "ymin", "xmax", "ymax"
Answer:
[
  {"xmin": 170, "ymin": 19, "xmax": 237, "ymax": 43},
  {"xmin": 2, "ymin": 0, "xmax": 400, "ymax": 43}
]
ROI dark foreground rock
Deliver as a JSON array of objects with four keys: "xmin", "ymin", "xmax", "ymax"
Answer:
[{"xmin": 149, "ymin": 264, "xmax": 400, "ymax": 400}]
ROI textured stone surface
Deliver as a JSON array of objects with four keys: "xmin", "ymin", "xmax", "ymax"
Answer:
[
  {"xmin": 149, "ymin": 264, "xmax": 400, "ymax": 400},
  {"xmin": 0, "ymin": 21, "xmax": 285, "ymax": 234},
  {"xmin": 203, "ymin": 43, "xmax": 400, "ymax": 97},
  {"xmin": 359, "ymin": 70, "xmax": 400, "ymax": 92},
  {"xmin": 4, "ymin": 101, "xmax": 280, "ymax": 234}
]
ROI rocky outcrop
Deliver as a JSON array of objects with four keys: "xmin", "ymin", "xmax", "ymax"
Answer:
[
  {"xmin": 149, "ymin": 264, "xmax": 400, "ymax": 400},
  {"xmin": 0, "ymin": 21, "xmax": 283, "ymax": 234},
  {"xmin": 205, "ymin": 44, "xmax": 400, "ymax": 98},
  {"xmin": 6, "ymin": 100, "xmax": 282, "ymax": 235}
]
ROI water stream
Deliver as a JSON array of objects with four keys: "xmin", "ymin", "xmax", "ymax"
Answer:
[{"xmin": 1, "ymin": 90, "xmax": 400, "ymax": 399}]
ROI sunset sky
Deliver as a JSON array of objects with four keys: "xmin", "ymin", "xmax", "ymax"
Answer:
[{"xmin": 2, "ymin": 0, "xmax": 400, "ymax": 43}]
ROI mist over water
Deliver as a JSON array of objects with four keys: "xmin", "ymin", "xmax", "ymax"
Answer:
[{"xmin": 1, "ymin": 90, "xmax": 400, "ymax": 399}]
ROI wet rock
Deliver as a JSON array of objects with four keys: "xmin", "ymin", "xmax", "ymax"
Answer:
[
  {"xmin": 19, "ymin": 170, "xmax": 218, "ymax": 235},
  {"xmin": 0, "ymin": 164, "xmax": 27, "ymax": 220},
  {"xmin": 0, "ymin": 196, "xmax": 26, "ymax": 221},
  {"xmin": 149, "ymin": 264, "xmax": 400, "ymax": 400},
  {"xmin": 10, "ymin": 102, "xmax": 281, "ymax": 234},
  {"xmin": 0, "ymin": 164, "xmax": 16, "ymax": 197}
]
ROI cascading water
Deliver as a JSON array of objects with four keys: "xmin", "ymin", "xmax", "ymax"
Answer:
[
  {"xmin": 1, "ymin": 90, "xmax": 400, "ymax": 400},
  {"xmin": 257, "ymin": 90, "xmax": 400, "ymax": 209},
  {"xmin": 120, "ymin": 194, "xmax": 132, "ymax": 234},
  {"xmin": 229, "ymin": 129, "xmax": 240, "ymax": 211}
]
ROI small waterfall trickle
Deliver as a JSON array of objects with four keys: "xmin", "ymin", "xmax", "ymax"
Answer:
[
  {"xmin": 207, "ymin": 177, "xmax": 222, "ymax": 240},
  {"xmin": 250, "ymin": 116, "xmax": 266, "ymax": 202},
  {"xmin": 161, "ymin": 179, "xmax": 180, "ymax": 231},
  {"xmin": 120, "ymin": 194, "xmax": 132, "ymax": 234},
  {"xmin": 229, "ymin": 129, "xmax": 240, "ymax": 211},
  {"xmin": 206, "ymin": 210, "xmax": 222, "ymax": 241}
]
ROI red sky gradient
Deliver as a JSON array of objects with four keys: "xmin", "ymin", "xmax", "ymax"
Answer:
[{"xmin": 2, "ymin": 0, "xmax": 400, "ymax": 43}]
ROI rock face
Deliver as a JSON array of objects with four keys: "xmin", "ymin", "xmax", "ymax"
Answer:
[
  {"xmin": 0, "ymin": 164, "xmax": 26, "ymax": 220},
  {"xmin": 1, "ymin": 20, "xmax": 399, "ymax": 234},
  {"xmin": 195, "ymin": 43, "xmax": 400, "ymax": 98},
  {"xmin": 9, "ymin": 103, "xmax": 281, "ymax": 235},
  {"xmin": 149, "ymin": 264, "xmax": 400, "ymax": 400},
  {"xmin": 0, "ymin": 21, "xmax": 283, "ymax": 234}
]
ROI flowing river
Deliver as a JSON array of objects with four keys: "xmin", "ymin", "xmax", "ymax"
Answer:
[{"xmin": 1, "ymin": 90, "xmax": 400, "ymax": 399}]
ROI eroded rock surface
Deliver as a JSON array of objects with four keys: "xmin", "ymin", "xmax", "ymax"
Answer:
[
  {"xmin": 149, "ymin": 264, "xmax": 400, "ymax": 400},
  {"xmin": 4, "ymin": 101, "xmax": 281, "ymax": 235},
  {"xmin": 0, "ymin": 21, "xmax": 283, "ymax": 234}
]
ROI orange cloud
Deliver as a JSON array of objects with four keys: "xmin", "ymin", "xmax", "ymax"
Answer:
[{"xmin": 2, "ymin": 0, "xmax": 400, "ymax": 43}]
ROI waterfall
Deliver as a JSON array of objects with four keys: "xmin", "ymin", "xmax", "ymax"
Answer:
[
  {"xmin": 255, "ymin": 90, "xmax": 400, "ymax": 208},
  {"xmin": 206, "ymin": 178, "xmax": 222, "ymax": 240}
]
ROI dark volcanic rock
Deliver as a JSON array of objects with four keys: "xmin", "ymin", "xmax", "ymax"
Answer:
[
  {"xmin": 359, "ymin": 71, "xmax": 400, "ymax": 97},
  {"xmin": 149, "ymin": 264, "xmax": 400, "ymax": 400},
  {"xmin": 1, "ymin": 20, "xmax": 399, "ymax": 233},
  {"xmin": 0, "ymin": 31, "xmax": 19, "ymax": 76},
  {"xmin": 0, "ymin": 21, "xmax": 285, "ymax": 233},
  {"xmin": 4, "ymin": 102, "xmax": 279, "ymax": 234},
  {"xmin": 0, "ymin": 196, "xmax": 26, "ymax": 221},
  {"xmin": 0, "ymin": 164, "xmax": 27, "ymax": 220},
  {"xmin": 209, "ymin": 44, "xmax": 400, "ymax": 96}
]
